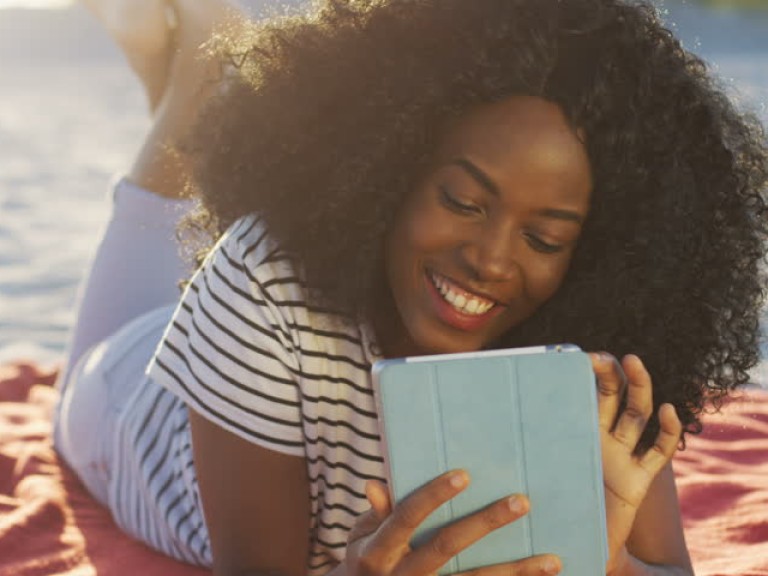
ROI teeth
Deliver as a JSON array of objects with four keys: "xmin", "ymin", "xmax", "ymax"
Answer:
[{"xmin": 430, "ymin": 272, "xmax": 495, "ymax": 316}]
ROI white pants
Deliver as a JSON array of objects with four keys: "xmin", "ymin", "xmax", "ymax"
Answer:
[{"xmin": 54, "ymin": 178, "xmax": 193, "ymax": 504}]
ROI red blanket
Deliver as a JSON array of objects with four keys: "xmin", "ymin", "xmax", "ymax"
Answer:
[
  {"xmin": 0, "ymin": 363, "xmax": 207, "ymax": 576},
  {"xmin": 1, "ymin": 362, "xmax": 766, "ymax": 575},
  {"xmin": 674, "ymin": 389, "xmax": 768, "ymax": 575}
]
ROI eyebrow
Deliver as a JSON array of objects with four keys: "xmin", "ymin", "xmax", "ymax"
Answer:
[
  {"xmin": 449, "ymin": 157, "xmax": 585, "ymax": 225},
  {"xmin": 539, "ymin": 208, "xmax": 584, "ymax": 224},
  {"xmin": 450, "ymin": 158, "xmax": 499, "ymax": 197}
]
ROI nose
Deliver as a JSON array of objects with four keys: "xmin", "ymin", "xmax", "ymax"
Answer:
[{"xmin": 460, "ymin": 222, "xmax": 520, "ymax": 283}]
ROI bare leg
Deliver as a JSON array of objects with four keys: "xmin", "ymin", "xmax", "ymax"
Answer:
[
  {"xmin": 60, "ymin": 1, "xmax": 240, "ymax": 383},
  {"xmin": 81, "ymin": 0, "xmax": 242, "ymax": 198},
  {"xmin": 127, "ymin": 0, "xmax": 238, "ymax": 199}
]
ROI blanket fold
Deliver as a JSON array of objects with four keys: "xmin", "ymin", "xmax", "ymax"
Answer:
[
  {"xmin": 0, "ymin": 363, "xmax": 207, "ymax": 576},
  {"xmin": 0, "ymin": 362, "xmax": 766, "ymax": 575}
]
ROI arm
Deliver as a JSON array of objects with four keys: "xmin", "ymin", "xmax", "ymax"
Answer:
[
  {"xmin": 191, "ymin": 405, "xmax": 562, "ymax": 576},
  {"xmin": 617, "ymin": 464, "xmax": 693, "ymax": 576},
  {"xmin": 592, "ymin": 354, "xmax": 693, "ymax": 576},
  {"xmin": 189, "ymin": 409, "xmax": 310, "ymax": 576},
  {"xmin": 327, "ymin": 473, "xmax": 562, "ymax": 576},
  {"xmin": 127, "ymin": 0, "xmax": 233, "ymax": 199}
]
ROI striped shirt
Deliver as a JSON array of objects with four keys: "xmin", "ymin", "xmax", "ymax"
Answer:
[{"xmin": 113, "ymin": 215, "xmax": 386, "ymax": 574}]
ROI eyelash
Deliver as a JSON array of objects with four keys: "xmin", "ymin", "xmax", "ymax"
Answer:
[
  {"xmin": 440, "ymin": 186, "xmax": 565, "ymax": 255},
  {"xmin": 524, "ymin": 233, "xmax": 564, "ymax": 254},
  {"xmin": 439, "ymin": 186, "xmax": 481, "ymax": 215}
]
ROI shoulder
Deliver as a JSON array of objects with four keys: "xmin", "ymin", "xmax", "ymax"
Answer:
[
  {"xmin": 199, "ymin": 215, "xmax": 309, "ymax": 315},
  {"xmin": 213, "ymin": 214, "xmax": 294, "ymax": 279},
  {"xmin": 149, "ymin": 215, "xmax": 310, "ymax": 453},
  {"xmin": 209, "ymin": 215, "xmax": 371, "ymax": 352}
]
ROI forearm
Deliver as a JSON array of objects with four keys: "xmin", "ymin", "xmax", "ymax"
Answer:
[{"xmin": 610, "ymin": 549, "xmax": 693, "ymax": 576}]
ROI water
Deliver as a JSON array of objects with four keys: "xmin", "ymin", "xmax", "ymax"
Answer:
[
  {"xmin": 0, "ymin": 1, "xmax": 767, "ymax": 369},
  {"xmin": 0, "ymin": 6, "xmax": 146, "ymax": 362},
  {"xmin": 657, "ymin": 2, "xmax": 768, "ymax": 382},
  {"xmin": 661, "ymin": 0, "xmax": 768, "ymax": 121}
]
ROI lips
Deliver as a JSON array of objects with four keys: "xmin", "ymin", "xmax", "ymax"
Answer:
[
  {"xmin": 428, "ymin": 271, "xmax": 497, "ymax": 315},
  {"xmin": 425, "ymin": 270, "xmax": 504, "ymax": 332}
]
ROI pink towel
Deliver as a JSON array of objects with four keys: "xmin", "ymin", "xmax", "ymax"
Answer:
[
  {"xmin": 674, "ymin": 389, "xmax": 768, "ymax": 575},
  {"xmin": 0, "ymin": 362, "xmax": 766, "ymax": 575},
  {"xmin": 0, "ymin": 363, "xmax": 207, "ymax": 576}
]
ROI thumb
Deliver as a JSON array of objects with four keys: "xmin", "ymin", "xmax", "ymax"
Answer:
[
  {"xmin": 366, "ymin": 480, "xmax": 393, "ymax": 519},
  {"xmin": 347, "ymin": 481, "xmax": 392, "ymax": 544}
]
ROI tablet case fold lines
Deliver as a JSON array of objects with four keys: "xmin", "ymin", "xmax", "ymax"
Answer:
[{"xmin": 374, "ymin": 350, "xmax": 608, "ymax": 576}]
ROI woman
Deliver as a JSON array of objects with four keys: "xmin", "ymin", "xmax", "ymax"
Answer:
[
  {"xmin": 77, "ymin": 0, "xmax": 307, "ymax": 112},
  {"xmin": 55, "ymin": 0, "xmax": 768, "ymax": 575}
]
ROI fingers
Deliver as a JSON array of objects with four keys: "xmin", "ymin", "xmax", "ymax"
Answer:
[
  {"xmin": 360, "ymin": 470, "xmax": 469, "ymax": 564},
  {"xmin": 456, "ymin": 554, "xmax": 561, "ymax": 576},
  {"xmin": 593, "ymin": 353, "xmax": 655, "ymax": 447},
  {"xmin": 357, "ymin": 474, "xmax": 558, "ymax": 576},
  {"xmin": 657, "ymin": 403, "xmax": 683, "ymax": 445},
  {"xmin": 639, "ymin": 403, "xmax": 683, "ymax": 473},
  {"xmin": 367, "ymin": 480, "xmax": 394, "ymax": 520},
  {"xmin": 398, "ymin": 494, "xmax": 532, "ymax": 575},
  {"xmin": 594, "ymin": 352, "xmax": 683, "ymax": 464},
  {"xmin": 347, "ymin": 481, "xmax": 392, "ymax": 545},
  {"xmin": 348, "ymin": 508, "xmax": 387, "ymax": 548},
  {"xmin": 610, "ymin": 355, "xmax": 654, "ymax": 448},
  {"xmin": 591, "ymin": 352, "xmax": 627, "ymax": 431}
]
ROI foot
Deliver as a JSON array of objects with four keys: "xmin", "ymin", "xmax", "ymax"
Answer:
[
  {"xmin": 81, "ymin": 0, "xmax": 180, "ymax": 113},
  {"xmin": 158, "ymin": 0, "xmax": 234, "ymax": 101},
  {"xmin": 127, "ymin": 0, "xmax": 242, "ymax": 199}
]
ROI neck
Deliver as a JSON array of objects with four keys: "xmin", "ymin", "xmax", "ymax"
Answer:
[{"xmin": 367, "ymin": 283, "xmax": 424, "ymax": 359}]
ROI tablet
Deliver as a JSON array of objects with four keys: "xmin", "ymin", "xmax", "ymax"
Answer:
[{"xmin": 372, "ymin": 345, "xmax": 607, "ymax": 575}]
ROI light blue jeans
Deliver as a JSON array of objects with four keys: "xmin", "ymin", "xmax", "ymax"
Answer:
[{"xmin": 53, "ymin": 178, "xmax": 193, "ymax": 505}]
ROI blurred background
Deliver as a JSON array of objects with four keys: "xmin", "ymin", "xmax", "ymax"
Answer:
[{"xmin": 0, "ymin": 0, "xmax": 767, "ymax": 379}]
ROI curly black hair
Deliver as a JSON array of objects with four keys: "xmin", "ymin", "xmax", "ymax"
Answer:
[{"xmin": 185, "ymin": 0, "xmax": 768, "ymax": 450}]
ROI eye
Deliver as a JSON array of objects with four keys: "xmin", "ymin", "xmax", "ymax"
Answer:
[
  {"xmin": 439, "ymin": 185, "xmax": 482, "ymax": 216},
  {"xmin": 523, "ymin": 232, "xmax": 565, "ymax": 254}
]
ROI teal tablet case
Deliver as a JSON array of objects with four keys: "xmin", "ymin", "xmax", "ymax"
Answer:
[{"xmin": 372, "ymin": 346, "xmax": 608, "ymax": 575}]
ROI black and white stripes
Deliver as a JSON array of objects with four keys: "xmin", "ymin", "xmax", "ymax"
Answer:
[{"xmin": 115, "ymin": 215, "xmax": 386, "ymax": 574}]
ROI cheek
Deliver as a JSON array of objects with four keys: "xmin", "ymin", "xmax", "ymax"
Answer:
[
  {"xmin": 526, "ymin": 257, "xmax": 573, "ymax": 302},
  {"xmin": 393, "ymin": 195, "xmax": 457, "ymax": 256}
]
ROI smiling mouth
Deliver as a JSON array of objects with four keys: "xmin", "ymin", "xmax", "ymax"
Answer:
[{"xmin": 428, "ymin": 270, "xmax": 497, "ymax": 316}]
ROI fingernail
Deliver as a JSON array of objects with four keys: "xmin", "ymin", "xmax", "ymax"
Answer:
[
  {"xmin": 507, "ymin": 496, "xmax": 524, "ymax": 514},
  {"xmin": 449, "ymin": 471, "xmax": 467, "ymax": 489},
  {"xmin": 544, "ymin": 558, "xmax": 560, "ymax": 575}
]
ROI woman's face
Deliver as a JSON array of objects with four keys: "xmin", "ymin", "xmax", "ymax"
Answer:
[{"xmin": 383, "ymin": 96, "xmax": 592, "ymax": 356}]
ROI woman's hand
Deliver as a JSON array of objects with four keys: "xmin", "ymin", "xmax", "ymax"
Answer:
[
  {"xmin": 591, "ymin": 353, "xmax": 683, "ymax": 575},
  {"xmin": 334, "ymin": 471, "xmax": 561, "ymax": 576}
]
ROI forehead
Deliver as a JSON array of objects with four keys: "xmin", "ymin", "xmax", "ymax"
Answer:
[{"xmin": 433, "ymin": 96, "xmax": 592, "ymax": 205}]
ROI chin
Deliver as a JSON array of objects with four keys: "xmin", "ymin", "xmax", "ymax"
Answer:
[{"xmin": 407, "ymin": 324, "xmax": 487, "ymax": 356}]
